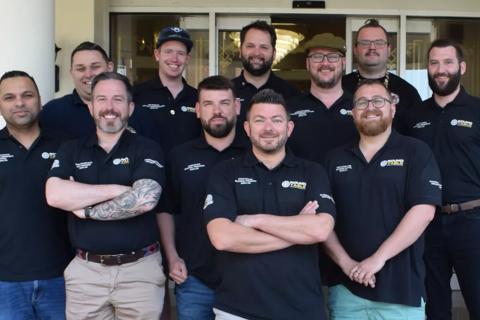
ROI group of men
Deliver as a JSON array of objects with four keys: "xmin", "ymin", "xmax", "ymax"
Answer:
[{"xmin": 0, "ymin": 17, "xmax": 478, "ymax": 320}]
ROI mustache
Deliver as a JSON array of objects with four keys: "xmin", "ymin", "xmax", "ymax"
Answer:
[
  {"xmin": 318, "ymin": 66, "xmax": 335, "ymax": 72},
  {"xmin": 433, "ymin": 72, "xmax": 451, "ymax": 79},
  {"xmin": 99, "ymin": 110, "xmax": 121, "ymax": 118},
  {"xmin": 366, "ymin": 50, "xmax": 380, "ymax": 56},
  {"xmin": 362, "ymin": 110, "xmax": 382, "ymax": 118}
]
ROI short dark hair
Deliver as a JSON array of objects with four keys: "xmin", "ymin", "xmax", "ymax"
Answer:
[
  {"xmin": 197, "ymin": 75, "xmax": 236, "ymax": 97},
  {"xmin": 71, "ymin": 41, "xmax": 110, "ymax": 66},
  {"xmin": 246, "ymin": 89, "xmax": 289, "ymax": 120},
  {"xmin": 240, "ymin": 20, "xmax": 277, "ymax": 48},
  {"xmin": 428, "ymin": 39, "xmax": 465, "ymax": 62},
  {"xmin": 0, "ymin": 70, "xmax": 39, "ymax": 95},
  {"xmin": 91, "ymin": 72, "xmax": 133, "ymax": 102},
  {"xmin": 355, "ymin": 18, "xmax": 389, "ymax": 45},
  {"xmin": 353, "ymin": 79, "xmax": 393, "ymax": 99}
]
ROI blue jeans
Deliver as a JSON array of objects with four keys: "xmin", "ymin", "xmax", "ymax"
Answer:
[
  {"xmin": 175, "ymin": 275, "xmax": 215, "ymax": 320},
  {"xmin": 0, "ymin": 277, "xmax": 66, "ymax": 320}
]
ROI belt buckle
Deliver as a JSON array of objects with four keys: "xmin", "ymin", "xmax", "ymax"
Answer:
[{"xmin": 446, "ymin": 203, "xmax": 460, "ymax": 214}]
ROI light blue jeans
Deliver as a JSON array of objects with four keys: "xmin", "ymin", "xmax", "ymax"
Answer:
[{"xmin": 0, "ymin": 277, "xmax": 66, "ymax": 320}]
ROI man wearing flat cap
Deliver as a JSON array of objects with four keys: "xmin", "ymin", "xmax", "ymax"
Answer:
[
  {"xmin": 130, "ymin": 26, "xmax": 201, "ymax": 153},
  {"xmin": 287, "ymin": 33, "xmax": 357, "ymax": 164}
]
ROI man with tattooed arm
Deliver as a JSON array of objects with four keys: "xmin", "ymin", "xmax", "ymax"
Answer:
[{"xmin": 46, "ymin": 72, "xmax": 166, "ymax": 319}]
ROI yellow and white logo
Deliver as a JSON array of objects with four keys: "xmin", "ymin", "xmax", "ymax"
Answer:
[
  {"xmin": 450, "ymin": 119, "xmax": 473, "ymax": 128},
  {"xmin": 339, "ymin": 109, "xmax": 353, "ymax": 116},
  {"xmin": 181, "ymin": 106, "xmax": 196, "ymax": 113},
  {"xmin": 113, "ymin": 157, "xmax": 129, "ymax": 165},
  {"xmin": 281, "ymin": 180, "xmax": 307, "ymax": 190},
  {"xmin": 41, "ymin": 152, "xmax": 56, "ymax": 160},
  {"xmin": 380, "ymin": 159, "xmax": 404, "ymax": 167}
]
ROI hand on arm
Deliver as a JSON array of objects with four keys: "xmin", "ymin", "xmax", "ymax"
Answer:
[
  {"xmin": 46, "ymin": 176, "xmax": 131, "ymax": 211},
  {"xmin": 207, "ymin": 218, "xmax": 293, "ymax": 254},
  {"xmin": 350, "ymin": 204, "xmax": 435, "ymax": 286},
  {"xmin": 157, "ymin": 212, "xmax": 187, "ymax": 284},
  {"xmin": 235, "ymin": 201, "xmax": 334, "ymax": 245}
]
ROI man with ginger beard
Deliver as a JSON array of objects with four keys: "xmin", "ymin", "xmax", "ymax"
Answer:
[
  {"xmin": 232, "ymin": 20, "xmax": 299, "ymax": 143},
  {"xmin": 406, "ymin": 39, "xmax": 480, "ymax": 320},
  {"xmin": 323, "ymin": 80, "xmax": 441, "ymax": 319},
  {"xmin": 288, "ymin": 33, "xmax": 357, "ymax": 164},
  {"xmin": 156, "ymin": 76, "xmax": 245, "ymax": 320}
]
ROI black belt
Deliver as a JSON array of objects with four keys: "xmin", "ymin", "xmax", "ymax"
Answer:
[
  {"xmin": 441, "ymin": 199, "xmax": 480, "ymax": 214},
  {"xmin": 76, "ymin": 242, "xmax": 159, "ymax": 266}
]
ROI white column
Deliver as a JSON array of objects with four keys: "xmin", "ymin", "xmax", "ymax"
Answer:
[{"xmin": 0, "ymin": 0, "xmax": 55, "ymax": 129}]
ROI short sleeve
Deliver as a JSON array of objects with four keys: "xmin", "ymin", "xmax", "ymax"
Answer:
[
  {"xmin": 47, "ymin": 141, "xmax": 75, "ymax": 179},
  {"xmin": 306, "ymin": 162, "xmax": 336, "ymax": 219},
  {"xmin": 132, "ymin": 138, "xmax": 165, "ymax": 188}
]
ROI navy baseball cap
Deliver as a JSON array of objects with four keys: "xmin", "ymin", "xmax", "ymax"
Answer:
[{"xmin": 156, "ymin": 27, "xmax": 193, "ymax": 52}]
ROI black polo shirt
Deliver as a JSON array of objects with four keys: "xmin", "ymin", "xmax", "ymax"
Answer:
[
  {"xmin": 232, "ymin": 71, "xmax": 300, "ymax": 142},
  {"xmin": 0, "ymin": 127, "xmax": 72, "ymax": 281},
  {"xmin": 342, "ymin": 72, "xmax": 422, "ymax": 134},
  {"xmin": 204, "ymin": 149, "xmax": 336, "ymax": 320},
  {"xmin": 406, "ymin": 87, "xmax": 480, "ymax": 204},
  {"xmin": 40, "ymin": 90, "xmax": 95, "ymax": 139},
  {"xmin": 287, "ymin": 91, "xmax": 358, "ymax": 164},
  {"xmin": 48, "ymin": 130, "xmax": 165, "ymax": 254},
  {"xmin": 324, "ymin": 130, "xmax": 442, "ymax": 307},
  {"xmin": 159, "ymin": 135, "xmax": 245, "ymax": 288},
  {"xmin": 129, "ymin": 75, "xmax": 201, "ymax": 153}
]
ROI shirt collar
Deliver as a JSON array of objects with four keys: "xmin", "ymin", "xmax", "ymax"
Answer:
[
  {"xmin": 193, "ymin": 133, "xmax": 247, "ymax": 151},
  {"xmin": 243, "ymin": 147, "xmax": 298, "ymax": 169},
  {"xmin": 72, "ymin": 89, "xmax": 88, "ymax": 107},
  {"xmin": 85, "ymin": 129, "xmax": 133, "ymax": 148}
]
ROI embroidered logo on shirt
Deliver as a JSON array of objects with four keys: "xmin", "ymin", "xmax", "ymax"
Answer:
[
  {"xmin": 319, "ymin": 193, "xmax": 335, "ymax": 203},
  {"xmin": 0, "ymin": 153, "xmax": 14, "ymax": 163},
  {"xmin": 234, "ymin": 177, "xmax": 257, "ymax": 185},
  {"xmin": 335, "ymin": 164, "xmax": 352, "ymax": 173},
  {"xmin": 413, "ymin": 121, "xmax": 431, "ymax": 129},
  {"xmin": 339, "ymin": 109, "xmax": 353, "ymax": 116},
  {"xmin": 144, "ymin": 159, "xmax": 163, "ymax": 168},
  {"xmin": 290, "ymin": 109, "xmax": 314, "ymax": 118},
  {"xmin": 380, "ymin": 159, "xmax": 404, "ymax": 167},
  {"xmin": 142, "ymin": 104, "xmax": 165, "ymax": 110},
  {"xmin": 429, "ymin": 180, "xmax": 442, "ymax": 189},
  {"xmin": 75, "ymin": 161, "xmax": 93, "ymax": 170},
  {"xmin": 281, "ymin": 180, "xmax": 307, "ymax": 190},
  {"xmin": 203, "ymin": 194, "xmax": 214, "ymax": 209},
  {"xmin": 41, "ymin": 152, "xmax": 56, "ymax": 160},
  {"xmin": 51, "ymin": 159, "xmax": 60, "ymax": 169},
  {"xmin": 184, "ymin": 163, "xmax": 206, "ymax": 171},
  {"xmin": 180, "ymin": 106, "xmax": 196, "ymax": 113},
  {"xmin": 450, "ymin": 119, "xmax": 473, "ymax": 128},
  {"xmin": 113, "ymin": 157, "xmax": 129, "ymax": 165}
]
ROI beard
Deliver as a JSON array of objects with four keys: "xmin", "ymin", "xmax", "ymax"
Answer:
[
  {"xmin": 241, "ymin": 55, "xmax": 273, "ymax": 77},
  {"xmin": 250, "ymin": 131, "xmax": 288, "ymax": 154},
  {"xmin": 202, "ymin": 116, "xmax": 235, "ymax": 138},
  {"xmin": 311, "ymin": 66, "xmax": 340, "ymax": 89},
  {"xmin": 428, "ymin": 69, "xmax": 462, "ymax": 96},
  {"xmin": 355, "ymin": 109, "xmax": 391, "ymax": 136},
  {"xmin": 95, "ymin": 110, "xmax": 128, "ymax": 134}
]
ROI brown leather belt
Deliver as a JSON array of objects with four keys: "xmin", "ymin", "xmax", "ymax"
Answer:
[
  {"xmin": 76, "ymin": 242, "xmax": 159, "ymax": 266},
  {"xmin": 441, "ymin": 199, "xmax": 480, "ymax": 214}
]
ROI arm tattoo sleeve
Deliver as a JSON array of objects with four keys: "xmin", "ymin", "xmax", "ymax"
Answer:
[{"xmin": 89, "ymin": 179, "xmax": 162, "ymax": 221}]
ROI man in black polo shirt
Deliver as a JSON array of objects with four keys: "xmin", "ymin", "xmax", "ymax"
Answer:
[
  {"xmin": 342, "ymin": 19, "xmax": 422, "ymax": 134},
  {"xmin": 46, "ymin": 72, "xmax": 166, "ymax": 319},
  {"xmin": 288, "ymin": 33, "xmax": 357, "ymax": 164},
  {"xmin": 204, "ymin": 89, "xmax": 335, "ymax": 320},
  {"xmin": 405, "ymin": 39, "xmax": 480, "ymax": 320},
  {"xmin": 323, "ymin": 80, "xmax": 441, "ymax": 319},
  {"xmin": 232, "ymin": 20, "xmax": 300, "ymax": 142},
  {"xmin": 0, "ymin": 71, "xmax": 72, "ymax": 319},
  {"xmin": 40, "ymin": 41, "xmax": 114, "ymax": 138},
  {"xmin": 130, "ymin": 26, "xmax": 201, "ymax": 153},
  {"xmin": 157, "ymin": 75, "xmax": 244, "ymax": 320}
]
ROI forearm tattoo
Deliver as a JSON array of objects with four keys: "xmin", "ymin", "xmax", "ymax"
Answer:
[{"xmin": 89, "ymin": 179, "xmax": 161, "ymax": 221}]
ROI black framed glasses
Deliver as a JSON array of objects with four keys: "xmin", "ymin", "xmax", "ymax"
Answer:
[
  {"xmin": 353, "ymin": 96, "xmax": 392, "ymax": 110},
  {"xmin": 356, "ymin": 39, "xmax": 388, "ymax": 48},
  {"xmin": 307, "ymin": 53, "xmax": 342, "ymax": 63}
]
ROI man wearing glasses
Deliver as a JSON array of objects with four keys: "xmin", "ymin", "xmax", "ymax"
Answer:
[
  {"xmin": 342, "ymin": 19, "xmax": 422, "ymax": 134},
  {"xmin": 288, "ymin": 33, "xmax": 357, "ymax": 164},
  {"xmin": 323, "ymin": 79, "xmax": 441, "ymax": 319}
]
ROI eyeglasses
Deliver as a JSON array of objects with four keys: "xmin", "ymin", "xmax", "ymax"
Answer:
[
  {"xmin": 356, "ymin": 40, "xmax": 388, "ymax": 48},
  {"xmin": 307, "ymin": 53, "xmax": 342, "ymax": 63},
  {"xmin": 353, "ymin": 96, "xmax": 392, "ymax": 110}
]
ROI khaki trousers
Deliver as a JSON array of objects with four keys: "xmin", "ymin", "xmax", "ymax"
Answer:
[{"xmin": 64, "ymin": 252, "xmax": 165, "ymax": 320}]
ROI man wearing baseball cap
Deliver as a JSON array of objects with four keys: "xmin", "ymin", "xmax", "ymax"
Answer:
[
  {"xmin": 130, "ymin": 26, "xmax": 201, "ymax": 153},
  {"xmin": 288, "ymin": 33, "xmax": 357, "ymax": 164}
]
